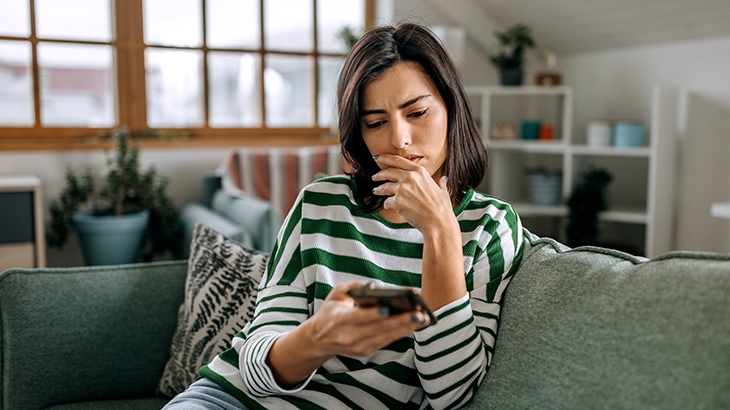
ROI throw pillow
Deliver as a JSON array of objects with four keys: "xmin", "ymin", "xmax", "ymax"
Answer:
[{"xmin": 157, "ymin": 223, "xmax": 269, "ymax": 397}]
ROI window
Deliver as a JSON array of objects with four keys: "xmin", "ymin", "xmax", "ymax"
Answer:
[{"xmin": 0, "ymin": 0, "xmax": 372, "ymax": 148}]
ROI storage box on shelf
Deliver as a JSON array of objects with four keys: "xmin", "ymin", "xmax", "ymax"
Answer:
[{"xmin": 466, "ymin": 85, "xmax": 677, "ymax": 258}]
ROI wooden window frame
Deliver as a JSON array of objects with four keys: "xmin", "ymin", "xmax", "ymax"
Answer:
[{"xmin": 0, "ymin": 0, "xmax": 374, "ymax": 151}]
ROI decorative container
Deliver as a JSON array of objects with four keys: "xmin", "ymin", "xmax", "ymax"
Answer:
[
  {"xmin": 587, "ymin": 120, "xmax": 612, "ymax": 147},
  {"xmin": 521, "ymin": 120, "xmax": 541, "ymax": 140},
  {"xmin": 613, "ymin": 122, "xmax": 645, "ymax": 147},
  {"xmin": 528, "ymin": 170, "xmax": 562, "ymax": 206}
]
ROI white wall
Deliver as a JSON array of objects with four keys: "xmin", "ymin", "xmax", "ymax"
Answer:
[{"xmin": 559, "ymin": 36, "xmax": 730, "ymax": 253}]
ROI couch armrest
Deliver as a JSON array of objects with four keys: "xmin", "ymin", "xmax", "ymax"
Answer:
[
  {"xmin": 200, "ymin": 172, "xmax": 222, "ymax": 208},
  {"xmin": 210, "ymin": 190, "xmax": 281, "ymax": 252},
  {"xmin": 0, "ymin": 261, "xmax": 188, "ymax": 410},
  {"xmin": 180, "ymin": 203, "xmax": 255, "ymax": 259}
]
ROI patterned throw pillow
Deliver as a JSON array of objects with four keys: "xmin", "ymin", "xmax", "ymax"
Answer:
[{"xmin": 157, "ymin": 223, "xmax": 269, "ymax": 397}]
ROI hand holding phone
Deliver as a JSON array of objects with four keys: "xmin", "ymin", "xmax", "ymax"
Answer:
[{"xmin": 347, "ymin": 287, "xmax": 437, "ymax": 325}]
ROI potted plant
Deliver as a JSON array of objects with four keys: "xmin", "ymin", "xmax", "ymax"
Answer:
[
  {"xmin": 489, "ymin": 23, "xmax": 536, "ymax": 86},
  {"xmin": 565, "ymin": 167, "xmax": 613, "ymax": 248},
  {"xmin": 47, "ymin": 127, "xmax": 182, "ymax": 265}
]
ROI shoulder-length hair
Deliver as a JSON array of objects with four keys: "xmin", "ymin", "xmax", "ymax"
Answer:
[{"xmin": 338, "ymin": 23, "xmax": 487, "ymax": 212}]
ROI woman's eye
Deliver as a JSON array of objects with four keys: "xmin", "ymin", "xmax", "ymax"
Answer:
[
  {"xmin": 409, "ymin": 108, "xmax": 428, "ymax": 118},
  {"xmin": 366, "ymin": 120, "xmax": 386, "ymax": 129}
]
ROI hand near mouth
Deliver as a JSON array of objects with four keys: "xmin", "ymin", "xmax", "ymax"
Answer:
[{"xmin": 371, "ymin": 153, "xmax": 454, "ymax": 235}]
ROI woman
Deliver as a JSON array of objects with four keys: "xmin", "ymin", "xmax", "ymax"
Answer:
[{"xmin": 165, "ymin": 22, "xmax": 523, "ymax": 410}]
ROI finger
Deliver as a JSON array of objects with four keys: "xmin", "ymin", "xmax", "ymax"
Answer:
[
  {"xmin": 373, "ymin": 154, "xmax": 419, "ymax": 171},
  {"xmin": 326, "ymin": 280, "xmax": 371, "ymax": 302},
  {"xmin": 372, "ymin": 167, "xmax": 408, "ymax": 183}
]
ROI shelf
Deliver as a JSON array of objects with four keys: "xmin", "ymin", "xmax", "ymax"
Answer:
[
  {"xmin": 512, "ymin": 203, "xmax": 567, "ymax": 217},
  {"xmin": 711, "ymin": 202, "xmax": 730, "ymax": 219},
  {"xmin": 600, "ymin": 208, "xmax": 648, "ymax": 224},
  {"xmin": 571, "ymin": 146, "xmax": 652, "ymax": 157},
  {"xmin": 512, "ymin": 202, "xmax": 648, "ymax": 224},
  {"xmin": 486, "ymin": 140, "xmax": 567, "ymax": 153},
  {"xmin": 466, "ymin": 85, "xmax": 571, "ymax": 96},
  {"xmin": 487, "ymin": 143, "xmax": 652, "ymax": 156},
  {"xmin": 468, "ymin": 84, "xmax": 678, "ymax": 257}
]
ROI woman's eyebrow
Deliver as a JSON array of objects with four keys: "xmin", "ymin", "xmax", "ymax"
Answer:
[{"xmin": 360, "ymin": 94, "xmax": 431, "ymax": 116}]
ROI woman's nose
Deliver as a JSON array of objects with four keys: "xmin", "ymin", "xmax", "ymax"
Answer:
[{"xmin": 390, "ymin": 118, "xmax": 411, "ymax": 148}]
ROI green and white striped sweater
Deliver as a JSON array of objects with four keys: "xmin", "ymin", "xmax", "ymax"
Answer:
[{"xmin": 200, "ymin": 175, "xmax": 524, "ymax": 410}]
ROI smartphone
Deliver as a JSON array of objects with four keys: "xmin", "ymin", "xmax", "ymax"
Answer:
[{"xmin": 347, "ymin": 287, "xmax": 437, "ymax": 325}]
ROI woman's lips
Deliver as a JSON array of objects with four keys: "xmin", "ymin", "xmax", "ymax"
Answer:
[{"xmin": 406, "ymin": 156, "xmax": 423, "ymax": 163}]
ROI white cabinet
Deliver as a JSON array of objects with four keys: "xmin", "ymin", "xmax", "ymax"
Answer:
[{"xmin": 466, "ymin": 85, "xmax": 677, "ymax": 258}]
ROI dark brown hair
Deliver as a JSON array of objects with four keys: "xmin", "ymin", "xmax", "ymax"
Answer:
[{"xmin": 338, "ymin": 23, "xmax": 487, "ymax": 212}]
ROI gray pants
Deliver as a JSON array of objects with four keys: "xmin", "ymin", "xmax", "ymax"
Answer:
[{"xmin": 163, "ymin": 378, "xmax": 249, "ymax": 410}]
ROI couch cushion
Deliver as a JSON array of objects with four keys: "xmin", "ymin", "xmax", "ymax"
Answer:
[
  {"xmin": 0, "ymin": 261, "xmax": 187, "ymax": 410},
  {"xmin": 157, "ymin": 224, "xmax": 269, "ymax": 398},
  {"xmin": 466, "ymin": 230, "xmax": 730, "ymax": 409}
]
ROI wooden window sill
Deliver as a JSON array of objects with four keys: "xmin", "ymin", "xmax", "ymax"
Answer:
[{"xmin": 0, "ymin": 128, "xmax": 340, "ymax": 152}]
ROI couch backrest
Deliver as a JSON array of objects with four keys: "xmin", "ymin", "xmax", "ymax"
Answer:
[
  {"xmin": 0, "ymin": 261, "xmax": 187, "ymax": 410},
  {"xmin": 467, "ymin": 230, "xmax": 730, "ymax": 409}
]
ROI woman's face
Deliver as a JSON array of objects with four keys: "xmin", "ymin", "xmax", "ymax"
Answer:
[{"xmin": 360, "ymin": 62, "xmax": 448, "ymax": 179}]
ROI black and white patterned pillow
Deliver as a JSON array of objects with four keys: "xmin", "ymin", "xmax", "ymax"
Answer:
[{"xmin": 157, "ymin": 223, "xmax": 269, "ymax": 397}]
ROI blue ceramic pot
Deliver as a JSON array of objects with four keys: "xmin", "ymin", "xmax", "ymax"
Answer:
[{"xmin": 72, "ymin": 209, "xmax": 150, "ymax": 266}]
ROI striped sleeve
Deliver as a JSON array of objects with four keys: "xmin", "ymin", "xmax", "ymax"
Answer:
[
  {"xmin": 240, "ymin": 195, "xmax": 317, "ymax": 396},
  {"xmin": 413, "ymin": 201, "xmax": 524, "ymax": 409}
]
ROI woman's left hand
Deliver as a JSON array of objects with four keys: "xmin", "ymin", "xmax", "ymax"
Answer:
[{"xmin": 372, "ymin": 154, "xmax": 453, "ymax": 234}]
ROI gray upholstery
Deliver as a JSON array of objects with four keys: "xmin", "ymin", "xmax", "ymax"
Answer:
[
  {"xmin": 0, "ymin": 261, "xmax": 187, "ymax": 410},
  {"xmin": 1, "ymin": 229, "xmax": 728, "ymax": 409},
  {"xmin": 466, "ymin": 231, "xmax": 730, "ymax": 409},
  {"xmin": 44, "ymin": 399, "xmax": 170, "ymax": 410}
]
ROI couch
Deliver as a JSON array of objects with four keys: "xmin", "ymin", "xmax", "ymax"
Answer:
[
  {"xmin": 1, "ymin": 230, "xmax": 728, "ymax": 409},
  {"xmin": 179, "ymin": 173, "xmax": 281, "ymax": 257}
]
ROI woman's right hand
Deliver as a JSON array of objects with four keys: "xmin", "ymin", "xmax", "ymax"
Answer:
[
  {"xmin": 267, "ymin": 281, "xmax": 429, "ymax": 387},
  {"xmin": 306, "ymin": 281, "xmax": 430, "ymax": 357}
]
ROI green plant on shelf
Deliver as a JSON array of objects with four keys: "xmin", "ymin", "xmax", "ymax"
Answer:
[{"xmin": 565, "ymin": 167, "xmax": 613, "ymax": 248}]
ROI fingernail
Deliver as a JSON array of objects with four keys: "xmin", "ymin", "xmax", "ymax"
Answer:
[
  {"xmin": 411, "ymin": 313, "xmax": 422, "ymax": 323},
  {"xmin": 372, "ymin": 155, "xmax": 380, "ymax": 161},
  {"xmin": 379, "ymin": 306, "xmax": 390, "ymax": 316},
  {"xmin": 362, "ymin": 280, "xmax": 373, "ymax": 288},
  {"xmin": 444, "ymin": 176, "xmax": 449, "ymax": 183}
]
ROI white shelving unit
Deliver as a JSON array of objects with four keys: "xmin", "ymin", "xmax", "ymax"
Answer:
[{"xmin": 466, "ymin": 85, "xmax": 678, "ymax": 258}]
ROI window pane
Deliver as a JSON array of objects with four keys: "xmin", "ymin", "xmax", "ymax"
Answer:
[
  {"xmin": 318, "ymin": 56, "xmax": 343, "ymax": 128},
  {"xmin": 0, "ymin": 41, "xmax": 33, "ymax": 126},
  {"xmin": 207, "ymin": 0, "xmax": 259, "ymax": 49},
  {"xmin": 317, "ymin": 0, "xmax": 364, "ymax": 54},
  {"xmin": 265, "ymin": 54, "xmax": 313, "ymax": 127},
  {"xmin": 264, "ymin": 0, "xmax": 313, "ymax": 52},
  {"xmin": 37, "ymin": 42, "xmax": 115, "ymax": 127},
  {"xmin": 0, "ymin": 0, "xmax": 30, "ymax": 37},
  {"xmin": 143, "ymin": 0, "xmax": 202, "ymax": 47},
  {"xmin": 146, "ymin": 48, "xmax": 203, "ymax": 127},
  {"xmin": 35, "ymin": 0, "xmax": 112, "ymax": 42},
  {"xmin": 208, "ymin": 52, "xmax": 261, "ymax": 127}
]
